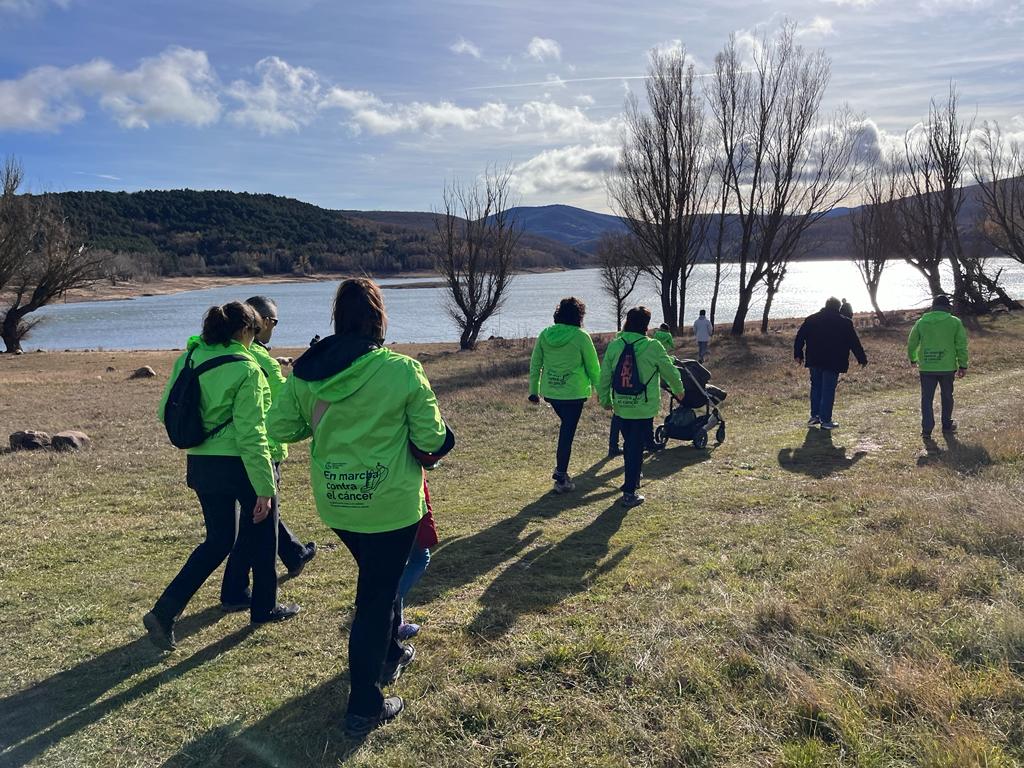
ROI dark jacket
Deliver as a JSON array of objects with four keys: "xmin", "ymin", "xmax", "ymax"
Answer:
[{"xmin": 794, "ymin": 308, "xmax": 867, "ymax": 373}]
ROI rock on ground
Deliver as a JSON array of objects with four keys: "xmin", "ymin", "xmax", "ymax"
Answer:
[
  {"xmin": 52, "ymin": 431, "xmax": 92, "ymax": 451},
  {"xmin": 9, "ymin": 430, "xmax": 51, "ymax": 451},
  {"xmin": 129, "ymin": 366, "xmax": 157, "ymax": 379}
]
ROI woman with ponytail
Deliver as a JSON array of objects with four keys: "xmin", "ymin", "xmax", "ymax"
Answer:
[{"xmin": 144, "ymin": 301, "xmax": 300, "ymax": 651}]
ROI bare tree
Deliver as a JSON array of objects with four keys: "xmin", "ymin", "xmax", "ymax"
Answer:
[
  {"xmin": 596, "ymin": 232, "xmax": 642, "ymax": 330},
  {"xmin": 433, "ymin": 167, "xmax": 520, "ymax": 350},
  {"xmin": 849, "ymin": 155, "xmax": 899, "ymax": 324},
  {"xmin": 971, "ymin": 120, "xmax": 1024, "ymax": 265},
  {"xmin": 1, "ymin": 159, "xmax": 106, "ymax": 353},
  {"xmin": 708, "ymin": 25, "xmax": 861, "ymax": 335},
  {"xmin": 608, "ymin": 46, "xmax": 712, "ymax": 333}
]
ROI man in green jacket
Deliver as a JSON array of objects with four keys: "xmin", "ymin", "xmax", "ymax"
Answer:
[
  {"xmin": 653, "ymin": 323, "xmax": 674, "ymax": 354},
  {"xmin": 908, "ymin": 295, "xmax": 969, "ymax": 439},
  {"xmin": 528, "ymin": 297, "xmax": 601, "ymax": 493},
  {"xmin": 598, "ymin": 306, "xmax": 684, "ymax": 508}
]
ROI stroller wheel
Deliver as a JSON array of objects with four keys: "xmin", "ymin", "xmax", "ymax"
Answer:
[
  {"xmin": 693, "ymin": 431, "xmax": 708, "ymax": 450},
  {"xmin": 716, "ymin": 423, "xmax": 726, "ymax": 445},
  {"xmin": 654, "ymin": 425, "xmax": 667, "ymax": 447}
]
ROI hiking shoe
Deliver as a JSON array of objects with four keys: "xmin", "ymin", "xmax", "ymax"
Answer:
[
  {"xmin": 251, "ymin": 603, "xmax": 301, "ymax": 625},
  {"xmin": 143, "ymin": 611, "xmax": 176, "ymax": 651},
  {"xmin": 380, "ymin": 644, "xmax": 416, "ymax": 686},
  {"xmin": 621, "ymin": 492, "xmax": 645, "ymax": 509},
  {"xmin": 396, "ymin": 622, "xmax": 420, "ymax": 641},
  {"xmin": 820, "ymin": 421, "xmax": 839, "ymax": 430},
  {"xmin": 344, "ymin": 696, "xmax": 404, "ymax": 738},
  {"xmin": 220, "ymin": 599, "xmax": 251, "ymax": 613},
  {"xmin": 807, "ymin": 416, "xmax": 821, "ymax": 426},
  {"xmin": 287, "ymin": 542, "xmax": 318, "ymax": 578},
  {"xmin": 921, "ymin": 431, "xmax": 933, "ymax": 440},
  {"xmin": 553, "ymin": 474, "xmax": 575, "ymax": 493},
  {"xmin": 942, "ymin": 422, "xmax": 958, "ymax": 434}
]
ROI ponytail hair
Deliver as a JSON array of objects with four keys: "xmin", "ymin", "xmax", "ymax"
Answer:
[
  {"xmin": 333, "ymin": 278, "xmax": 388, "ymax": 342},
  {"xmin": 201, "ymin": 301, "xmax": 261, "ymax": 346}
]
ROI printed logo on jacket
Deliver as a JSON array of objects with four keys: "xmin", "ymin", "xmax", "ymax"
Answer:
[{"xmin": 322, "ymin": 461, "xmax": 390, "ymax": 506}]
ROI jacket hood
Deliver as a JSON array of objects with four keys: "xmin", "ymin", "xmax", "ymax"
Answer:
[
  {"xmin": 919, "ymin": 310, "xmax": 953, "ymax": 323},
  {"xmin": 186, "ymin": 335, "xmax": 202, "ymax": 351},
  {"xmin": 291, "ymin": 334, "xmax": 385, "ymax": 403},
  {"xmin": 541, "ymin": 323, "xmax": 583, "ymax": 347}
]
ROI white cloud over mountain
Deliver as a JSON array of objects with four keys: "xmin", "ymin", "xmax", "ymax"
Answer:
[
  {"xmin": 227, "ymin": 56, "xmax": 321, "ymax": 134},
  {"xmin": 526, "ymin": 37, "xmax": 562, "ymax": 62},
  {"xmin": 511, "ymin": 144, "xmax": 619, "ymax": 195}
]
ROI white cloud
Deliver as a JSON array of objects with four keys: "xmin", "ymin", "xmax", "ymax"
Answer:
[
  {"xmin": 797, "ymin": 16, "xmax": 836, "ymax": 38},
  {"xmin": 0, "ymin": 46, "xmax": 220, "ymax": 131},
  {"xmin": 227, "ymin": 56, "xmax": 321, "ymax": 134},
  {"xmin": 511, "ymin": 144, "xmax": 619, "ymax": 195},
  {"xmin": 0, "ymin": 0, "xmax": 70, "ymax": 15},
  {"xmin": 526, "ymin": 37, "xmax": 562, "ymax": 62},
  {"xmin": 450, "ymin": 37, "xmax": 482, "ymax": 59},
  {"xmin": 576, "ymin": 94, "xmax": 595, "ymax": 106}
]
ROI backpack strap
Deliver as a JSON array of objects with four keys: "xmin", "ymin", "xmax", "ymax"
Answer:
[{"xmin": 311, "ymin": 399, "xmax": 331, "ymax": 433}]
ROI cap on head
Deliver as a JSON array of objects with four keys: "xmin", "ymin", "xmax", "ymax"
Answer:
[{"xmin": 932, "ymin": 295, "xmax": 952, "ymax": 310}]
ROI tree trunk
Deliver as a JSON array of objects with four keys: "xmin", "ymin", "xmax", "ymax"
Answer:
[
  {"xmin": 659, "ymin": 273, "xmax": 678, "ymax": 334},
  {"xmin": 615, "ymin": 295, "xmax": 624, "ymax": 330},
  {"xmin": 731, "ymin": 284, "xmax": 753, "ymax": 335},
  {"xmin": 678, "ymin": 272, "xmax": 688, "ymax": 336},
  {"xmin": 2, "ymin": 311, "xmax": 24, "ymax": 353},
  {"xmin": 709, "ymin": 254, "xmax": 722, "ymax": 326},
  {"xmin": 867, "ymin": 283, "xmax": 886, "ymax": 325},
  {"xmin": 760, "ymin": 289, "xmax": 775, "ymax": 333},
  {"xmin": 459, "ymin": 323, "xmax": 480, "ymax": 350}
]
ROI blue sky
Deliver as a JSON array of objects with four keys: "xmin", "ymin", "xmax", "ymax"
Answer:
[{"xmin": 1, "ymin": 0, "xmax": 1021, "ymax": 212}]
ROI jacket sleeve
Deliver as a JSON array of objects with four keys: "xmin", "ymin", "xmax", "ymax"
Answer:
[
  {"xmin": 406, "ymin": 360, "xmax": 447, "ymax": 453},
  {"xmin": 955, "ymin": 320, "xmax": 969, "ymax": 369},
  {"xmin": 266, "ymin": 376, "xmax": 313, "ymax": 444},
  {"xmin": 254, "ymin": 345, "xmax": 288, "ymax": 400},
  {"xmin": 849, "ymin": 325, "xmax": 867, "ymax": 366},
  {"xmin": 582, "ymin": 334, "xmax": 601, "ymax": 394},
  {"xmin": 907, "ymin": 322, "xmax": 921, "ymax": 364},
  {"xmin": 233, "ymin": 367, "xmax": 276, "ymax": 498},
  {"xmin": 794, "ymin": 322, "xmax": 807, "ymax": 360},
  {"xmin": 598, "ymin": 344, "xmax": 615, "ymax": 407},
  {"xmin": 528, "ymin": 337, "xmax": 543, "ymax": 396},
  {"xmin": 655, "ymin": 345, "xmax": 684, "ymax": 396}
]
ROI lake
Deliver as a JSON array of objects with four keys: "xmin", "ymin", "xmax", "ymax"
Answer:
[{"xmin": 21, "ymin": 259, "xmax": 1024, "ymax": 351}]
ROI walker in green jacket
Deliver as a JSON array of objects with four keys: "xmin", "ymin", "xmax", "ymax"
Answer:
[
  {"xmin": 267, "ymin": 337, "xmax": 449, "ymax": 534},
  {"xmin": 653, "ymin": 328, "xmax": 674, "ymax": 353},
  {"xmin": 598, "ymin": 332, "xmax": 684, "ymax": 419},
  {"xmin": 529, "ymin": 323, "xmax": 601, "ymax": 400},
  {"xmin": 248, "ymin": 341, "xmax": 289, "ymax": 462},
  {"xmin": 907, "ymin": 309, "xmax": 969, "ymax": 372},
  {"xmin": 159, "ymin": 335, "xmax": 276, "ymax": 497}
]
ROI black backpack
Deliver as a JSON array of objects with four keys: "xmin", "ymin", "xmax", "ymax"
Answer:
[
  {"xmin": 612, "ymin": 340, "xmax": 654, "ymax": 397},
  {"xmin": 163, "ymin": 349, "xmax": 249, "ymax": 449}
]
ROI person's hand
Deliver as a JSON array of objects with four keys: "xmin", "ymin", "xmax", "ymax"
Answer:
[
  {"xmin": 253, "ymin": 496, "xmax": 273, "ymax": 523},
  {"xmin": 528, "ymin": 394, "xmax": 540, "ymax": 405},
  {"xmin": 603, "ymin": 404, "xmax": 612, "ymax": 411},
  {"xmin": 794, "ymin": 356, "xmax": 803, "ymax": 365},
  {"xmin": 957, "ymin": 367, "xmax": 967, "ymax": 379}
]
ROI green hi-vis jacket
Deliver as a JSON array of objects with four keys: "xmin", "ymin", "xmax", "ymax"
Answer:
[
  {"xmin": 653, "ymin": 329, "xmax": 674, "ymax": 353},
  {"xmin": 247, "ymin": 341, "xmax": 288, "ymax": 462},
  {"xmin": 267, "ymin": 341, "xmax": 447, "ymax": 533},
  {"xmin": 159, "ymin": 336, "xmax": 276, "ymax": 497},
  {"xmin": 598, "ymin": 331, "xmax": 684, "ymax": 419},
  {"xmin": 907, "ymin": 310, "xmax": 970, "ymax": 372},
  {"xmin": 529, "ymin": 323, "xmax": 601, "ymax": 400}
]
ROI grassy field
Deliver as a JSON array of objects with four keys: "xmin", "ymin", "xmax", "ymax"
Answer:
[{"xmin": 1, "ymin": 314, "xmax": 1023, "ymax": 767}]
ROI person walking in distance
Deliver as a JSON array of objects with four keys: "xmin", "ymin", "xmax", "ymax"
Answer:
[
  {"xmin": 220, "ymin": 297, "xmax": 317, "ymax": 611},
  {"xmin": 840, "ymin": 298, "xmax": 854, "ymax": 319},
  {"xmin": 907, "ymin": 294, "xmax": 969, "ymax": 439},
  {"xmin": 693, "ymin": 310, "xmax": 713, "ymax": 363},
  {"xmin": 794, "ymin": 297, "xmax": 868, "ymax": 431}
]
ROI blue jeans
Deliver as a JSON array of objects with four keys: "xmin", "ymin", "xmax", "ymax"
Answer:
[
  {"xmin": 697, "ymin": 341, "xmax": 709, "ymax": 361},
  {"xmin": 809, "ymin": 368, "xmax": 840, "ymax": 423},
  {"xmin": 397, "ymin": 545, "xmax": 431, "ymax": 622}
]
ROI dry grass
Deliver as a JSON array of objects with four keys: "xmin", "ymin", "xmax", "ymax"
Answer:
[{"xmin": 1, "ymin": 313, "xmax": 1023, "ymax": 767}]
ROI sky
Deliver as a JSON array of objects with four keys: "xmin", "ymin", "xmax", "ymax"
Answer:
[{"xmin": 1, "ymin": 0, "xmax": 1022, "ymax": 213}]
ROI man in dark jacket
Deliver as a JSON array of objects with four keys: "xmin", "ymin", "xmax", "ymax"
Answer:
[{"xmin": 794, "ymin": 297, "xmax": 868, "ymax": 430}]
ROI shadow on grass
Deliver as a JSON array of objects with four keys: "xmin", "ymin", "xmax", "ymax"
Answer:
[
  {"xmin": 0, "ymin": 612, "xmax": 252, "ymax": 767},
  {"xmin": 413, "ymin": 459, "xmax": 622, "ymax": 608},
  {"xmin": 468, "ymin": 500, "xmax": 632, "ymax": 638},
  {"xmin": 777, "ymin": 428, "xmax": 866, "ymax": 479},
  {"xmin": 160, "ymin": 675, "xmax": 363, "ymax": 768},
  {"xmin": 917, "ymin": 432, "xmax": 992, "ymax": 473},
  {"xmin": 642, "ymin": 441, "xmax": 714, "ymax": 480}
]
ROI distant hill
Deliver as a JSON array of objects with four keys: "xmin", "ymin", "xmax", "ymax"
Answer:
[
  {"xmin": 501, "ymin": 205, "xmax": 629, "ymax": 253},
  {"xmin": 49, "ymin": 190, "xmax": 587, "ymax": 278}
]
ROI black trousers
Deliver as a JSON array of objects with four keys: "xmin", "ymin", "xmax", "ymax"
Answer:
[
  {"xmin": 222, "ymin": 463, "xmax": 306, "ymax": 601},
  {"xmin": 620, "ymin": 417, "xmax": 652, "ymax": 495},
  {"xmin": 334, "ymin": 521, "xmax": 419, "ymax": 717},
  {"xmin": 153, "ymin": 457, "xmax": 279, "ymax": 623},
  {"xmin": 546, "ymin": 398, "xmax": 585, "ymax": 475},
  {"xmin": 609, "ymin": 414, "xmax": 623, "ymax": 452},
  {"xmin": 920, "ymin": 372, "xmax": 955, "ymax": 434}
]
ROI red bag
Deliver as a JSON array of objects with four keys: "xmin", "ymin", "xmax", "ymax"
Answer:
[{"xmin": 416, "ymin": 475, "xmax": 438, "ymax": 549}]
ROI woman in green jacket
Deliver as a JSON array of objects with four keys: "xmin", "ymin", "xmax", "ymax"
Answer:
[
  {"xmin": 528, "ymin": 297, "xmax": 601, "ymax": 493},
  {"xmin": 144, "ymin": 302, "xmax": 300, "ymax": 652},
  {"xmin": 267, "ymin": 278, "xmax": 452, "ymax": 738}
]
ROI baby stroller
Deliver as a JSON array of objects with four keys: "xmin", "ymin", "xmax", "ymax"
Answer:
[{"xmin": 653, "ymin": 359, "xmax": 727, "ymax": 450}]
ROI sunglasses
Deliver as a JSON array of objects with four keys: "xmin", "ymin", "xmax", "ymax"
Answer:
[{"xmin": 263, "ymin": 317, "xmax": 279, "ymax": 327}]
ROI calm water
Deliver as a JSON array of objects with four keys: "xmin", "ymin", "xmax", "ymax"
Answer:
[{"xmin": 23, "ymin": 259, "xmax": 1024, "ymax": 351}]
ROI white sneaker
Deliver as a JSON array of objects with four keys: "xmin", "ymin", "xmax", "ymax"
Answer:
[{"xmin": 821, "ymin": 421, "xmax": 839, "ymax": 430}]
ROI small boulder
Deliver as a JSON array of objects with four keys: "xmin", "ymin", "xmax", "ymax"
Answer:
[
  {"xmin": 52, "ymin": 430, "xmax": 92, "ymax": 451},
  {"xmin": 129, "ymin": 366, "xmax": 157, "ymax": 379},
  {"xmin": 10, "ymin": 430, "xmax": 51, "ymax": 451},
  {"xmin": 106, "ymin": 366, "xmax": 116, "ymax": 372}
]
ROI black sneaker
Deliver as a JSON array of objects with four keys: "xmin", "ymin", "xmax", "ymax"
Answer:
[
  {"xmin": 344, "ymin": 696, "xmax": 404, "ymax": 738},
  {"xmin": 288, "ymin": 542, "xmax": 318, "ymax": 578},
  {"xmin": 621, "ymin": 492, "xmax": 645, "ymax": 509},
  {"xmin": 251, "ymin": 603, "xmax": 301, "ymax": 625},
  {"xmin": 380, "ymin": 644, "xmax": 416, "ymax": 686},
  {"xmin": 143, "ymin": 611, "xmax": 176, "ymax": 651},
  {"xmin": 942, "ymin": 422, "xmax": 958, "ymax": 434},
  {"xmin": 220, "ymin": 590, "xmax": 252, "ymax": 613}
]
